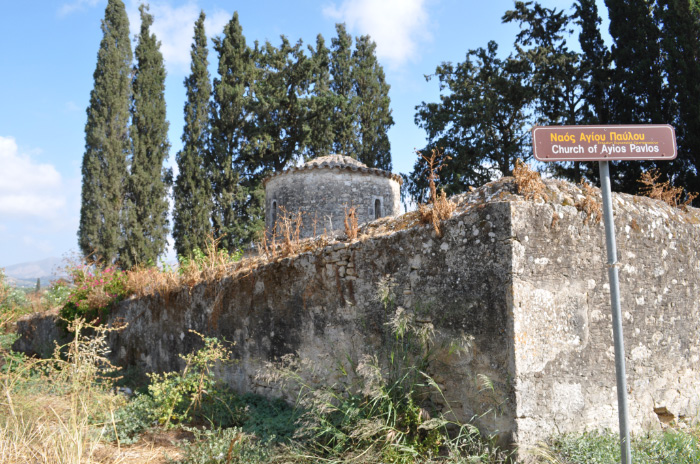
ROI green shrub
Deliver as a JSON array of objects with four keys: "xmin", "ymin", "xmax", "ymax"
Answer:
[
  {"xmin": 178, "ymin": 427, "xmax": 272, "ymax": 464},
  {"xmin": 43, "ymin": 280, "xmax": 72, "ymax": 309},
  {"xmin": 107, "ymin": 392, "xmax": 157, "ymax": 444},
  {"xmin": 59, "ymin": 265, "xmax": 129, "ymax": 325},
  {"xmin": 146, "ymin": 331, "xmax": 237, "ymax": 428}
]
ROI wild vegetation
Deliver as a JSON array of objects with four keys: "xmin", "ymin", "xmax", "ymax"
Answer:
[{"xmin": 2, "ymin": 265, "xmax": 699, "ymax": 463}]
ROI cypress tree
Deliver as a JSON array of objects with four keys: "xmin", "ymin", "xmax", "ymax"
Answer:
[
  {"xmin": 659, "ymin": 0, "xmax": 700, "ymax": 199},
  {"xmin": 604, "ymin": 0, "xmax": 671, "ymax": 194},
  {"xmin": 78, "ymin": 0, "xmax": 132, "ymax": 264},
  {"xmin": 329, "ymin": 23, "xmax": 356, "ymax": 156},
  {"xmin": 575, "ymin": 0, "xmax": 612, "ymax": 125},
  {"xmin": 210, "ymin": 12, "xmax": 260, "ymax": 251},
  {"xmin": 352, "ymin": 35, "xmax": 393, "ymax": 170},
  {"xmin": 121, "ymin": 4, "xmax": 171, "ymax": 268},
  {"xmin": 306, "ymin": 35, "xmax": 335, "ymax": 157},
  {"xmin": 173, "ymin": 11, "xmax": 213, "ymax": 258}
]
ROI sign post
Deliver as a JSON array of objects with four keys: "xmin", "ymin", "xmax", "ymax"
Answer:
[{"xmin": 532, "ymin": 124, "xmax": 677, "ymax": 464}]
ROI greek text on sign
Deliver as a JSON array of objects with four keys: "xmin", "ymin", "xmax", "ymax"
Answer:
[{"xmin": 532, "ymin": 125, "xmax": 677, "ymax": 162}]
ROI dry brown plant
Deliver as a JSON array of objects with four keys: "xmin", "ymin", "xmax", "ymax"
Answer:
[
  {"xmin": 576, "ymin": 181, "xmax": 603, "ymax": 224},
  {"xmin": 257, "ymin": 206, "xmax": 303, "ymax": 259},
  {"xmin": 638, "ymin": 169, "xmax": 698, "ymax": 208},
  {"xmin": 513, "ymin": 159, "xmax": 548, "ymax": 202},
  {"xmin": 344, "ymin": 206, "xmax": 358, "ymax": 240},
  {"xmin": 415, "ymin": 148, "xmax": 456, "ymax": 237},
  {"xmin": 0, "ymin": 319, "xmax": 127, "ymax": 464}
]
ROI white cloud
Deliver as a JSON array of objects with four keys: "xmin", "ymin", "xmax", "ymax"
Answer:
[
  {"xmin": 323, "ymin": 0, "xmax": 431, "ymax": 69},
  {"xmin": 58, "ymin": 0, "xmax": 101, "ymax": 17},
  {"xmin": 0, "ymin": 136, "xmax": 66, "ymax": 217},
  {"xmin": 127, "ymin": 1, "xmax": 230, "ymax": 74}
]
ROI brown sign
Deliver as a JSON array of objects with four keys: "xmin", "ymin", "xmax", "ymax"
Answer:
[{"xmin": 532, "ymin": 125, "xmax": 677, "ymax": 162}]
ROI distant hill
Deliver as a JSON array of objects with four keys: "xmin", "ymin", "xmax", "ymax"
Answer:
[{"xmin": 2, "ymin": 257, "xmax": 68, "ymax": 288}]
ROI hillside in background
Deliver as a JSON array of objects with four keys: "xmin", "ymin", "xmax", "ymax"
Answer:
[{"xmin": 2, "ymin": 257, "xmax": 68, "ymax": 288}]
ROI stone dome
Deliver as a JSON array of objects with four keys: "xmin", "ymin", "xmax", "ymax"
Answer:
[{"xmin": 264, "ymin": 155, "xmax": 402, "ymax": 238}]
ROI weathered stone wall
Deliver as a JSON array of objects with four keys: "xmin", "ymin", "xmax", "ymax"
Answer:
[
  {"xmin": 14, "ymin": 178, "xmax": 700, "ymax": 450},
  {"xmin": 509, "ymin": 187, "xmax": 700, "ymax": 445},
  {"xmin": 108, "ymin": 199, "xmax": 516, "ymax": 441},
  {"xmin": 264, "ymin": 167, "xmax": 401, "ymax": 238}
]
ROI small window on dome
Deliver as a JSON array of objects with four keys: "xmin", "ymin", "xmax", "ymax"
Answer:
[
  {"xmin": 271, "ymin": 200, "xmax": 277, "ymax": 227},
  {"xmin": 374, "ymin": 198, "xmax": 381, "ymax": 219}
]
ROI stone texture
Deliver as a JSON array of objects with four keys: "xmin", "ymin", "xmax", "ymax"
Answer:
[
  {"xmin": 13, "ymin": 178, "xmax": 700, "ymax": 451},
  {"xmin": 264, "ymin": 155, "xmax": 402, "ymax": 237}
]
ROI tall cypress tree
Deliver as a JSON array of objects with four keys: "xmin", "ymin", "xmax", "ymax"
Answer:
[
  {"xmin": 352, "ymin": 35, "xmax": 393, "ymax": 170},
  {"xmin": 330, "ymin": 23, "xmax": 356, "ymax": 156},
  {"xmin": 78, "ymin": 0, "xmax": 132, "ymax": 264},
  {"xmin": 306, "ymin": 35, "xmax": 335, "ymax": 158},
  {"xmin": 659, "ymin": 0, "xmax": 700, "ymax": 198},
  {"xmin": 605, "ymin": 0, "xmax": 672, "ymax": 194},
  {"xmin": 121, "ymin": 4, "xmax": 171, "ymax": 268},
  {"xmin": 210, "ymin": 12, "xmax": 260, "ymax": 251},
  {"xmin": 173, "ymin": 11, "xmax": 213, "ymax": 258},
  {"xmin": 576, "ymin": 0, "xmax": 612, "ymax": 125}
]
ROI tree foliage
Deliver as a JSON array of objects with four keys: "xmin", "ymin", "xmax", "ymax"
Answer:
[
  {"xmin": 173, "ymin": 11, "xmax": 213, "ymax": 258},
  {"xmin": 353, "ymin": 35, "xmax": 393, "ymax": 170},
  {"xmin": 79, "ymin": 0, "xmax": 132, "ymax": 265},
  {"xmin": 120, "ymin": 4, "xmax": 172, "ymax": 269},
  {"xmin": 409, "ymin": 0, "xmax": 700, "ymax": 205},
  {"xmin": 409, "ymin": 42, "xmax": 532, "ymax": 202},
  {"xmin": 209, "ymin": 12, "xmax": 260, "ymax": 252}
]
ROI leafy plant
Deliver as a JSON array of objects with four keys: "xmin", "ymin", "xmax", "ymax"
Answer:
[
  {"xmin": 59, "ymin": 265, "xmax": 129, "ymax": 325},
  {"xmin": 146, "ymin": 331, "xmax": 235, "ymax": 428},
  {"xmin": 257, "ymin": 276, "xmax": 508, "ymax": 463},
  {"xmin": 178, "ymin": 427, "xmax": 272, "ymax": 464}
]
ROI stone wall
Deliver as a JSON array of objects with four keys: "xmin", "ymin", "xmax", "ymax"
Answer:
[
  {"xmin": 15, "ymin": 178, "xmax": 700, "ymax": 449},
  {"xmin": 264, "ymin": 167, "xmax": 401, "ymax": 238},
  {"xmin": 509, "ymin": 188, "xmax": 700, "ymax": 445}
]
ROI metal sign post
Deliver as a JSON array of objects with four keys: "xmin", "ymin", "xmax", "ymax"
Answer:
[
  {"xmin": 532, "ymin": 124, "xmax": 678, "ymax": 464},
  {"xmin": 599, "ymin": 160, "xmax": 632, "ymax": 464}
]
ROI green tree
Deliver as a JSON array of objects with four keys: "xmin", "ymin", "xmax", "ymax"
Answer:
[
  {"xmin": 246, "ymin": 37, "xmax": 312, "ymax": 175},
  {"xmin": 604, "ymin": 0, "xmax": 669, "ymax": 194},
  {"xmin": 173, "ymin": 11, "xmax": 213, "ymax": 258},
  {"xmin": 209, "ymin": 12, "xmax": 260, "ymax": 251},
  {"xmin": 329, "ymin": 23, "xmax": 356, "ymax": 156},
  {"xmin": 306, "ymin": 35, "xmax": 335, "ymax": 158},
  {"xmin": 659, "ymin": 0, "xmax": 700, "ymax": 199},
  {"xmin": 575, "ymin": 0, "xmax": 612, "ymax": 125},
  {"xmin": 78, "ymin": 0, "xmax": 132, "ymax": 264},
  {"xmin": 409, "ymin": 42, "xmax": 533, "ymax": 202},
  {"xmin": 120, "ymin": 4, "xmax": 171, "ymax": 268},
  {"xmin": 352, "ymin": 35, "xmax": 393, "ymax": 170},
  {"xmin": 504, "ymin": 1, "xmax": 593, "ymax": 183}
]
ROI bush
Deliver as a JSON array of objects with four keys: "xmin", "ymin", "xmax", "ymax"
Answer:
[
  {"xmin": 59, "ymin": 265, "xmax": 129, "ymax": 325},
  {"xmin": 178, "ymin": 427, "xmax": 272, "ymax": 464}
]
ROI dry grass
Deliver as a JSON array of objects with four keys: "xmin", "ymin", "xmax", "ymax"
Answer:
[
  {"xmin": 416, "ymin": 148, "xmax": 457, "ymax": 237},
  {"xmin": 513, "ymin": 159, "xmax": 549, "ymax": 202},
  {"xmin": 0, "ymin": 320, "xmax": 126, "ymax": 464},
  {"xmin": 575, "ymin": 181, "xmax": 603, "ymax": 224},
  {"xmin": 638, "ymin": 169, "xmax": 698, "ymax": 208},
  {"xmin": 344, "ymin": 206, "xmax": 359, "ymax": 240}
]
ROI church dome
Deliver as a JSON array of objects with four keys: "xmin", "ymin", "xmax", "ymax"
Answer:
[{"xmin": 263, "ymin": 154, "xmax": 402, "ymax": 238}]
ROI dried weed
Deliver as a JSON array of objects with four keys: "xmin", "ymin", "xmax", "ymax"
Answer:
[
  {"xmin": 575, "ymin": 181, "xmax": 603, "ymax": 224},
  {"xmin": 638, "ymin": 169, "xmax": 698, "ymax": 208},
  {"xmin": 344, "ymin": 206, "xmax": 358, "ymax": 240},
  {"xmin": 513, "ymin": 159, "xmax": 549, "ymax": 202},
  {"xmin": 416, "ymin": 148, "xmax": 456, "ymax": 237}
]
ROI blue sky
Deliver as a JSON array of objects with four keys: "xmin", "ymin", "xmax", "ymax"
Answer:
[{"xmin": 0, "ymin": 0, "xmax": 609, "ymax": 267}]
